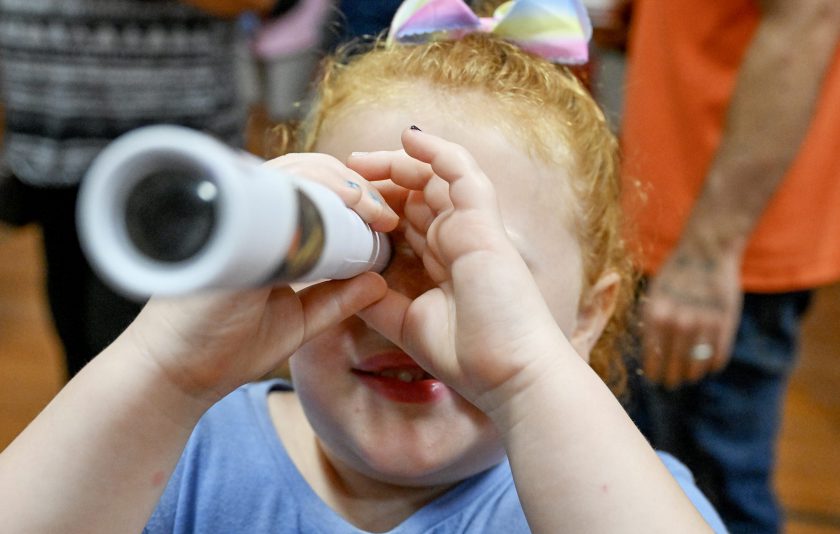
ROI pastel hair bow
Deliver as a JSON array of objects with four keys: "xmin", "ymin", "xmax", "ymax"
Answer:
[{"xmin": 387, "ymin": 0, "xmax": 593, "ymax": 64}]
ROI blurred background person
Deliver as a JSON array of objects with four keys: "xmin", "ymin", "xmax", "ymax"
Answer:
[
  {"xmin": 582, "ymin": 0, "xmax": 631, "ymax": 131},
  {"xmin": 235, "ymin": 0, "xmax": 402, "ymax": 158},
  {"xmin": 243, "ymin": 0, "xmax": 332, "ymax": 127},
  {"xmin": 621, "ymin": 1, "xmax": 840, "ymax": 532},
  {"xmin": 0, "ymin": 0, "xmax": 286, "ymax": 379},
  {"xmin": 331, "ymin": 0, "xmax": 402, "ymax": 43}
]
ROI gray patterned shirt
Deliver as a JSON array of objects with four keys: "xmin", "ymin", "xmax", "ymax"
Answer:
[{"xmin": 0, "ymin": 0, "xmax": 247, "ymax": 186}]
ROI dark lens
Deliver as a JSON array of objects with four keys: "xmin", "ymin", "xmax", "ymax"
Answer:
[{"xmin": 124, "ymin": 169, "xmax": 218, "ymax": 263}]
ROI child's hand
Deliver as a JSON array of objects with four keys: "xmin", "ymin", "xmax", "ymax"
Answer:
[
  {"xmin": 122, "ymin": 153, "xmax": 398, "ymax": 404},
  {"xmin": 347, "ymin": 129, "xmax": 573, "ymax": 414}
]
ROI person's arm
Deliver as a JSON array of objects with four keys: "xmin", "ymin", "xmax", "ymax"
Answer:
[
  {"xmin": 0, "ymin": 156, "xmax": 396, "ymax": 534},
  {"xmin": 0, "ymin": 335, "xmax": 221, "ymax": 534},
  {"xmin": 642, "ymin": 0, "xmax": 840, "ymax": 388},
  {"xmin": 180, "ymin": 0, "xmax": 279, "ymax": 17},
  {"xmin": 489, "ymin": 348, "xmax": 714, "ymax": 533}
]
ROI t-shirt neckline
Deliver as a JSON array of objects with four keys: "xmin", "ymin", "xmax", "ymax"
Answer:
[{"xmin": 245, "ymin": 379, "xmax": 511, "ymax": 533}]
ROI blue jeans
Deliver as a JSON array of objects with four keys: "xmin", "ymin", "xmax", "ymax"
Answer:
[{"xmin": 629, "ymin": 291, "xmax": 813, "ymax": 534}]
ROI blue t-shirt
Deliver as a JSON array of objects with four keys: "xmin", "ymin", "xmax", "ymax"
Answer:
[{"xmin": 145, "ymin": 380, "xmax": 727, "ymax": 533}]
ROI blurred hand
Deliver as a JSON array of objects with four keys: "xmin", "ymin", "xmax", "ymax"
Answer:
[{"xmin": 641, "ymin": 244, "xmax": 743, "ymax": 389}]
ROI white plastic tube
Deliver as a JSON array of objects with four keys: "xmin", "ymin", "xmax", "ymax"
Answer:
[{"xmin": 77, "ymin": 125, "xmax": 390, "ymax": 299}]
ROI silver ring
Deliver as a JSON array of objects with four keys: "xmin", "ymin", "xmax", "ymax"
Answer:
[{"xmin": 690, "ymin": 343, "xmax": 714, "ymax": 361}]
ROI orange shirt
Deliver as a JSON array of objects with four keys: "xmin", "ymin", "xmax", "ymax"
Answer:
[{"xmin": 621, "ymin": 0, "xmax": 840, "ymax": 292}]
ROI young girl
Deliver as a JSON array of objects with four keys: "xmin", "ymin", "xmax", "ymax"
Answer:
[{"xmin": 0, "ymin": 1, "xmax": 725, "ymax": 532}]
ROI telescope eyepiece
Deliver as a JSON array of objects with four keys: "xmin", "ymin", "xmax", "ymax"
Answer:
[{"xmin": 124, "ymin": 169, "xmax": 219, "ymax": 263}]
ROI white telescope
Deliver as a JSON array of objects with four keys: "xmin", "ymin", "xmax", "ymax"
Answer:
[{"xmin": 77, "ymin": 125, "xmax": 391, "ymax": 300}]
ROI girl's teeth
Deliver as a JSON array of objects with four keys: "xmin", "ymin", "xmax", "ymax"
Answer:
[
  {"xmin": 374, "ymin": 369, "xmax": 425, "ymax": 382},
  {"xmin": 397, "ymin": 371, "xmax": 413, "ymax": 383}
]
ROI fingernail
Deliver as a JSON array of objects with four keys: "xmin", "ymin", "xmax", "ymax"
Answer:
[
  {"xmin": 410, "ymin": 125, "xmax": 422, "ymax": 131},
  {"xmin": 345, "ymin": 180, "xmax": 360, "ymax": 190},
  {"xmin": 350, "ymin": 151, "xmax": 369, "ymax": 157}
]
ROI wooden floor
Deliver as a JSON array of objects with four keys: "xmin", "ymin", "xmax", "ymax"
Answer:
[{"xmin": 776, "ymin": 283, "xmax": 840, "ymax": 533}]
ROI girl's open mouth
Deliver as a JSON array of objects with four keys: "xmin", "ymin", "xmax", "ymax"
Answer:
[{"xmin": 352, "ymin": 353, "xmax": 447, "ymax": 403}]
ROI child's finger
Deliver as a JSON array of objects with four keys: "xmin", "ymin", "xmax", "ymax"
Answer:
[
  {"xmin": 264, "ymin": 153, "xmax": 394, "ymax": 224},
  {"xmin": 347, "ymin": 149, "xmax": 436, "ymax": 191},
  {"xmin": 348, "ymin": 146, "xmax": 458, "ymax": 220},
  {"xmin": 422, "ymin": 175, "xmax": 453, "ymax": 216},
  {"xmin": 354, "ymin": 287, "xmax": 412, "ymax": 349},
  {"xmin": 372, "ymin": 180, "xmax": 411, "ymax": 218},
  {"xmin": 404, "ymin": 193, "xmax": 436, "ymax": 234},
  {"xmin": 400, "ymin": 128, "xmax": 497, "ymax": 213},
  {"xmin": 295, "ymin": 272, "xmax": 388, "ymax": 344},
  {"xmin": 356, "ymin": 286, "xmax": 450, "ymax": 372},
  {"xmin": 263, "ymin": 153, "xmax": 399, "ymax": 231},
  {"xmin": 402, "ymin": 221, "xmax": 426, "ymax": 258},
  {"xmin": 403, "ymin": 223, "xmax": 448, "ymax": 283},
  {"xmin": 340, "ymin": 178, "xmax": 397, "ymax": 230}
]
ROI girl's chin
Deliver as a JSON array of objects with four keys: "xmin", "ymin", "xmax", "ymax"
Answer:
[
  {"xmin": 339, "ymin": 435, "xmax": 504, "ymax": 488},
  {"xmin": 352, "ymin": 458, "xmax": 476, "ymax": 488}
]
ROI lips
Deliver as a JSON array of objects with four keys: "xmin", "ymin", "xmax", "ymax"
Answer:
[{"xmin": 352, "ymin": 352, "xmax": 447, "ymax": 404}]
